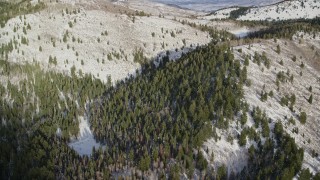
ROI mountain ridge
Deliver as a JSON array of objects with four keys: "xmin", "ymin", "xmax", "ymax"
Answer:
[{"xmin": 203, "ymin": 0, "xmax": 320, "ymax": 21}]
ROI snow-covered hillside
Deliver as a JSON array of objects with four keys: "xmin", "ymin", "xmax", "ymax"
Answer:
[
  {"xmin": 0, "ymin": 0, "xmax": 210, "ymax": 84},
  {"xmin": 199, "ymin": 31, "xmax": 320, "ymax": 175},
  {"xmin": 203, "ymin": 0, "xmax": 320, "ymax": 21},
  {"xmin": 238, "ymin": 0, "xmax": 320, "ymax": 21},
  {"xmin": 203, "ymin": 7, "xmax": 239, "ymax": 20},
  {"xmin": 233, "ymin": 32, "xmax": 320, "ymax": 174}
]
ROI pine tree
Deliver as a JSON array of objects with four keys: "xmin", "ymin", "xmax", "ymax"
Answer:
[
  {"xmin": 196, "ymin": 152, "xmax": 208, "ymax": 171},
  {"xmin": 239, "ymin": 131, "xmax": 247, "ymax": 146},
  {"xmin": 299, "ymin": 112, "xmax": 307, "ymax": 124},
  {"xmin": 276, "ymin": 44, "xmax": 281, "ymax": 54},
  {"xmin": 240, "ymin": 113, "xmax": 247, "ymax": 126},
  {"xmin": 244, "ymin": 57, "xmax": 249, "ymax": 66},
  {"xmin": 308, "ymin": 94, "xmax": 313, "ymax": 104}
]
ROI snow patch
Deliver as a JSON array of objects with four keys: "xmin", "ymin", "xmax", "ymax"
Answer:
[
  {"xmin": 56, "ymin": 127, "xmax": 62, "ymax": 137},
  {"xmin": 68, "ymin": 116, "xmax": 104, "ymax": 156},
  {"xmin": 228, "ymin": 28, "xmax": 253, "ymax": 38},
  {"xmin": 202, "ymin": 137, "xmax": 248, "ymax": 175}
]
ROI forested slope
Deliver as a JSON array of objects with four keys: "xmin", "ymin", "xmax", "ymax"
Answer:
[
  {"xmin": 0, "ymin": 39, "xmax": 315, "ymax": 179},
  {"xmin": 89, "ymin": 43, "xmax": 245, "ymax": 177}
]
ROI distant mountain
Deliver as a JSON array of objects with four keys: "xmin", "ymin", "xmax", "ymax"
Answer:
[{"xmin": 151, "ymin": 0, "xmax": 282, "ymax": 11}]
